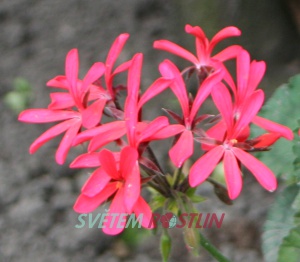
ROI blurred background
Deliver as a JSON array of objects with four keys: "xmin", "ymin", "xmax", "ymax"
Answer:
[{"xmin": 1, "ymin": 0, "xmax": 300, "ymax": 261}]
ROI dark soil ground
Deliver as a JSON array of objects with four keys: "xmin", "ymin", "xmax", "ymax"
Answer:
[{"xmin": 1, "ymin": 0, "xmax": 300, "ymax": 261}]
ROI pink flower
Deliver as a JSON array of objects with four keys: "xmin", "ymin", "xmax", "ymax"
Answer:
[
  {"xmin": 18, "ymin": 49, "xmax": 105, "ymax": 164},
  {"xmin": 72, "ymin": 53, "xmax": 179, "ymax": 153},
  {"xmin": 189, "ymin": 83, "xmax": 278, "ymax": 199},
  {"xmin": 150, "ymin": 59, "xmax": 224, "ymax": 167},
  {"xmin": 154, "ymin": 24, "xmax": 242, "ymax": 72},
  {"xmin": 73, "ymin": 146, "xmax": 153, "ymax": 235},
  {"xmin": 205, "ymin": 50, "xmax": 293, "ymax": 144}
]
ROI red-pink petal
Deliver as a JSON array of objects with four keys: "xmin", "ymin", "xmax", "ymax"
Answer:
[
  {"xmin": 65, "ymin": 49, "xmax": 79, "ymax": 101},
  {"xmin": 211, "ymin": 83, "xmax": 233, "ymax": 133},
  {"xmin": 88, "ymin": 125, "xmax": 126, "ymax": 152},
  {"xmin": 46, "ymin": 75, "xmax": 69, "ymax": 89},
  {"xmin": 185, "ymin": 24, "xmax": 206, "ymax": 42},
  {"xmin": 137, "ymin": 116, "xmax": 169, "ymax": 143},
  {"xmin": 252, "ymin": 116, "xmax": 293, "ymax": 140},
  {"xmin": 55, "ymin": 119, "xmax": 82, "ymax": 164},
  {"xmin": 49, "ymin": 92, "xmax": 75, "ymax": 110},
  {"xmin": 213, "ymin": 45, "xmax": 242, "ymax": 62},
  {"xmin": 190, "ymin": 69, "xmax": 224, "ymax": 121},
  {"xmin": 73, "ymin": 182, "xmax": 118, "ymax": 213},
  {"xmin": 81, "ymin": 62, "xmax": 106, "ymax": 95},
  {"xmin": 246, "ymin": 60, "xmax": 266, "ymax": 97},
  {"xmin": 232, "ymin": 147, "xmax": 277, "ymax": 192},
  {"xmin": 209, "ymin": 27, "xmax": 241, "ymax": 53},
  {"xmin": 102, "ymin": 188, "xmax": 127, "ymax": 235},
  {"xmin": 106, "ymin": 33, "xmax": 130, "ymax": 74},
  {"xmin": 18, "ymin": 109, "xmax": 79, "ymax": 123},
  {"xmin": 81, "ymin": 168, "xmax": 111, "ymax": 197},
  {"xmin": 189, "ymin": 145, "xmax": 224, "ymax": 187},
  {"xmin": 159, "ymin": 60, "xmax": 190, "ymax": 118},
  {"xmin": 70, "ymin": 152, "xmax": 101, "ymax": 168},
  {"xmin": 29, "ymin": 118, "xmax": 79, "ymax": 154},
  {"xmin": 223, "ymin": 150, "xmax": 242, "ymax": 199},
  {"xmin": 154, "ymin": 40, "xmax": 199, "ymax": 65},
  {"xmin": 81, "ymin": 99, "xmax": 106, "ymax": 129},
  {"xmin": 120, "ymin": 146, "xmax": 139, "ymax": 178},
  {"xmin": 124, "ymin": 163, "xmax": 140, "ymax": 213},
  {"xmin": 236, "ymin": 50, "xmax": 250, "ymax": 99},
  {"xmin": 149, "ymin": 124, "xmax": 185, "ymax": 140},
  {"xmin": 232, "ymin": 90, "xmax": 264, "ymax": 138},
  {"xmin": 169, "ymin": 130, "xmax": 194, "ymax": 167},
  {"xmin": 133, "ymin": 196, "xmax": 154, "ymax": 229},
  {"xmin": 99, "ymin": 149, "xmax": 120, "ymax": 180},
  {"xmin": 138, "ymin": 77, "xmax": 173, "ymax": 109},
  {"xmin": 73, "ymin": 121, "xmax": 125, "ymax": 146}
]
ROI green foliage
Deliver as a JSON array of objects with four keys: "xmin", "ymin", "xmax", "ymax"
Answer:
[
  {"xmin": 252, "ymin": 75, "xmax": 299, "ymax": 182},
  {"xmin": 160, "ymin": 231, "xmax": 172, "ymax": 262},
  {"xmin": 4, "ymin": 78, "xmax": 32, "ymax": 113},
  {"xmin": 259, "ymin": 74, "xmax": 300, "ymax": 262},
  {"xmin": 262, "ymin": 185, "xmax": 300, "ymax": 262}
]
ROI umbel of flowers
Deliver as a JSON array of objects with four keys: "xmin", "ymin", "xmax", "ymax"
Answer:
[{"xmin": 19, "ymin": 25, "xmax": 293, "ymax": 240}]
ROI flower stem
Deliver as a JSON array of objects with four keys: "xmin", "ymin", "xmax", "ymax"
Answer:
[{"xmin": 199, "ymin": 232, "xmax": 231, "ymax": 262}]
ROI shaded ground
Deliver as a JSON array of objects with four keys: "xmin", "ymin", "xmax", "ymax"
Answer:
[{"xmin": 1, "ymin": 0, "xmax": 300, "ymax": 261}]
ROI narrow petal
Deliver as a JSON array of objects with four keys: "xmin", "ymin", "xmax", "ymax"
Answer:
[
  {"xmin": 169, "ymin": 130, "xmax": 194, "ymax": 167},
  {"xmin": 46, "ymin": 75, "xmax": 69, "ymax": 89},
  {"xmin": 209, "ymin": 27, "xmax": 241, "ymax": 53},
  {"xmin": 120, "ymin": 146, "xmax": 139, "ymax": 178},
  {"xmin": 82, "ymin": 62, "xmax": 106, "ymax": 95},
  {"xmin": 252, "ymin": 116, "xmax": 293, "ymax": 140},
  {"xmin": 18, "ymin": 109, "xmax": 79, "ymax": 123},
  {"xmin": 124, "ymin": 163, "xmax": 140, "ymax": 213},
  {"xmin": 190, "ymin": 69, "xmax": 224, "ymax": 121},
  {"xmin": 213, "ymin": 45, "xmax": 242, "ymax": 62},
  {"xmin": 73, "ymin": 182, "xmax": 118, "ymax": 213},
  {"xmin": 88, "ymin": 126, "xmax": 126, "ymax": 152},
  {"xmin": 223, "ymin": 150, "xmax": 242, "ymax": 199},
  {"xmin": 102, "ymin": 188, "xmax": 127, "ymax": 235},
  {"xmin": 232, "ymin": 147, "xmax": 277, "ymax": 192},
  {"xmin": 153, "ymin": 40, "xmax": 199, "ymax": 65},
  {"xmin": 149, "ymin": 124, "xmax": 185, "ymax": 140},
  {"xmin": 138, "ymin": 78, "xmax": 173, "ymax": 109},
  {"xmin": 185, "ymin": 24, "xmax": 206, "ymax": 40},
  {"xmin": 189, "ymin": 146, "xmax": 224, "ymax": 187},
  {"xmin": 81, "ymin": 99, "xmax": 106, "ymax": 129},
  {"xmin": 106, "ymin": 33, "xmax": 130, "ymax": 74},
  {"xmin": 55, "ymin": 119, "xmax": 82, "ymax": 164},
  {"xmin": 81, "ymin": 168, "xmax": 111, "ymax": 197},
  {"xmin": 49, "ymin": 92, "xmax": 75, "ymax": 110},
  {"xmin": 246, "ymin": 60, "xmax": 266, "ymax": 96},
  {"xmin": 70, "ymin": 152, "xmax": 101, "ymax": 168},
  {"xmin": 99, "ymin": 149, "xmax": 120, "ymax": 180},
  {"xmin": 29, "ymin": 118, "xmax": 78, "ymax": 154},
  {"xmin": 73, "ymin": 121, "xmax": 125, "ymax": 146},
  {"xmin": 232, "ymin": 90, "xmax": 264, "ymax": 138},
  {"xmin": 159, "ymin": 60, "xmax": 189, "ymax": 118},
  {"xmin": 133, "ymin": 196, "xmax": 154, "ymax": 229},
  {"xmin": 252, "ymin": 133, "xmax": 281, "ymax": 148},
  {"xmin": 137, "ymin": 116, "xmax": 169, "ymax": 143},
  {"xmin": 236, "ymin": 50, "xmax": 250, "ymax": 99},
  {"xmin": 211, "ymin": 83, "xmax": 233, "ymax": 133},
  {"xmin": 66, "ymin": 49, "xmax": 79, "ymax": 102}
]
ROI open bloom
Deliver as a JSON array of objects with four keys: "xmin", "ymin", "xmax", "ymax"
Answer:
[
  {"xmin": 205, "ymin": 49, "xmax": 294, "ymax": 144},
  {"xmin": 73, "ymin": 146, "xmax": 153, "ymax": 235},
  {"xmin": 154, "ymin": 24, "xmax": 242, "ymax": 77},
  {"xmin": 145, "ymin": 59, "xmax": 223, "ymax": 167},
  {"xmin": 18, "ymin": 49, "xmax": 106, "ymax": 164},
  {"xmin": 189, "ymin": 83, "xmax": 282, "ymax": 199}
]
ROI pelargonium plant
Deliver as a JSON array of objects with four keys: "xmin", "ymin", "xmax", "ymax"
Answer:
[{"xmin": 18, "ymin": 25, "xmax": 297, "ymax": 261}]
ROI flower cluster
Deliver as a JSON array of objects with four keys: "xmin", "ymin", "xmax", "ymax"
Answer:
[{"xmin": 19, "ymin": 25, "xmax": 293, "ymax": 235}]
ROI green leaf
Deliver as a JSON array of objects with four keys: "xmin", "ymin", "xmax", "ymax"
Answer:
[
  {"xmin": 278, "ymin": 226, "xmax": 300, "ymax": 262},
  {"xmin": 160, "ymin": 231, "xmax": 172, "ymax": 262},
  {"xmin": 262, "ymin": 184, "xmax": 300, "ymax": 262},
  {"xmin": 251, "ymin": 75, "xmax": 300, "ymax": 181}
]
